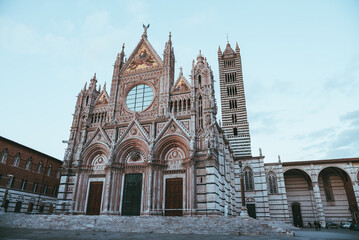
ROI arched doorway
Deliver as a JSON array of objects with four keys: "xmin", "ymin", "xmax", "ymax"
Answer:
[
  {"xmin": 284, "ymin": 169, "xmax": 316, "ymax": 227},
  {"xmin": 318, "ymin": 167, "xmax": 358, "ymax": 224},
  {"xmin": 291, "ymin": 202, "xmax": 303, "ymax": 227}
]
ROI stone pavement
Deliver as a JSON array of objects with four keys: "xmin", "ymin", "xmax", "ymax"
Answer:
[
  {"xmin": 0, "ymin": 213, "xmax": 295, "ymax": 236},
  {"xmin": 1, "ymin": 227, "xmax": 359, "ymax": 240}
]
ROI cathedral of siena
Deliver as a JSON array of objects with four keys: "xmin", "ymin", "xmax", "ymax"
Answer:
[{"xmin": 58, "ymin": 27, "xmax": 359, "ymax": 226}]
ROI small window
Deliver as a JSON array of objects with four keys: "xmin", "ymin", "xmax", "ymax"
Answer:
[
  {"xmin": 47, "ymin": 164, "xmax": 52, "ymax": 176},
  {"xmin": 13, "ymin": 153, "xmax": 20, "ymax": 167},
  {"xmin": 267, "ymin": 173, "xmax": 278, "ymax": 194},
  {"xmin": 25, "ymin": 157, "xmax": 32, "ymax": 170},
  {"xmin": 37, "ymin": 161, "xmax": 43, "ymax": 173},
  {"xmin": 32, "ymin": 182, "xmax": 38, "ymax": 193},
  {"xmin": 9, "ymin": 176, "xmax": 15, "ymax": 188},
  {"xmin": 21, "ymin": 179, "xmax": 27, "ymax": 190},
  {"xmin": 52, "ymin": 186, "xmax": 58, "ymax": 196},
  {"xmin": 233, "ymin": 128, "xmax": 238, "ymax": 136},
  {"xmin": 1, "ymin": 148, "xmax": 8, "ymax": 163},
  {"xmin": 232, "ymin": 114, "xmax": 237, "ymax": 123},
  {"xmin": 198, "ymin": 75, "xmax": 202, "ymax": 86},
  {"xmin": 43, "ymin": 185, "xmax": 48, "ymax": 194}
]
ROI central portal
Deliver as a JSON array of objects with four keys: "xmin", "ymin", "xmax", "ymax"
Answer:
[
  {"xmin": 122, "ymin": 173, "xmax": 143, "ymax": 216},
  {"xmin": 165, "ymin": 178, "xmax": 183, "ymax": 216}
]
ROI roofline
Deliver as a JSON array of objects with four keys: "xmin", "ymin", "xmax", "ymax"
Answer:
[
  {"xmin": 0, "ymin": 136, "xmax": 63, "ymax": 164},
  {"xmin": 278, "ymin": 157, "xmax": 359, "ymax": 166}
]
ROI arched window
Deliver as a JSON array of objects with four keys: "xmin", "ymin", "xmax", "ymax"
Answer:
[
  {"xmin": 267, "ymin": 172, "xmax": 278, "ymax": 194},
  {"xmin": 198, "ymin": 75, "xmax": 202, "ymax": 86},
  {"xmin": 13, "ymin": 153, "xmax": 21, "ymax": 167},
  {"xmin": 233, "ymin": 128, "xmax": 238, "ymax": 136},
  {"xmin": 198, "ymin": 96, "xmax": 203, "ymax": 128},
  {"xmin": 25, "ymin": 157, "xmax": 32, "ymax": 170},
  {"xmin": 86, "ymin": 95, "xmax": 89, "ymax": 105},
  {"xmin": 244, "ymin": 167, "xmax": 254, "ymax": 191},
  {"xmin": 37, "ymin": 161, "xmax": 43, "ymax": 173},
  {"xmin": 1, "ymin": 148, "xmax": 8, "ymax": 163},
  {"xmin": 47, "ymin": 164, "xmax": 52, "ymax": 176}
]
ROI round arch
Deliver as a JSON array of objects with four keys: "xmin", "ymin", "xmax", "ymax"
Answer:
[
  {"xmin": 153, "ymin": 134, "xmax": 190, "ymax": 161},
  {"xmin": 82, "ymin": 142, "xmax": 111, "ymax": 166},
  {"xmin": 318, "ymin": 166, "xmax": 358, "ymax": 223},
  {"xmin": 114, "ymin": 137, "xmax": 149, "ymax": 164}
]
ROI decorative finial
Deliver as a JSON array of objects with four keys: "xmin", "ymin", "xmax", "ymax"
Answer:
[
  {"xmin": 103, "ymin": 82, "xmax": 106, "ymax": 90},
  {"xmin": 278, "ymin": 155, "xmax": 281, "ymax": 163},
  {"xmin": 122, "ymin": 43, "xmax": 125, "ymax": 51},
  {"xmin": 169, "ymin": 32, "xmax": 171, "ymax": 41},
  {"xmin": 259, "ymin": 148, "xmax": 262, "ymax": 157},
  {"xmin": 226, "ymin": 33, "xmax": 229, "ymax": 43},
  {"xmin": 93, "ymin": 73, "xmax": 96, "ymax": 80},
  {"xmin": 179, "ymin": 66, "xmax": 183, "ymax": 76}
]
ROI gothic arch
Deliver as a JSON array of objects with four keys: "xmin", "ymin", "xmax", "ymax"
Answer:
[
  {"xmin": 114, "ymin": 137, "xmax": 149, "ymax": 164},
  {"xmin": 82, "ymin": 142, "xmax": 111, "ymax": 166}
]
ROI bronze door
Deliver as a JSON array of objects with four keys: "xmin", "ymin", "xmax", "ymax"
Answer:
[
  {"xmin": 86, "ymin": 181, "xmax": 103, "ymax": 215},
  {"xmin": 122, "ymin": 173, "xmax": 143, "ymax": 216},
  {"xmin": 165, "ymin": 178, "xmax": 183, "ymax": 216}
]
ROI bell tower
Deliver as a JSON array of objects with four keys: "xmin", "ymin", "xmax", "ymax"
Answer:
[{"xmin": 218, "ymin": 42, "xmax": 251, "ymax": 157}]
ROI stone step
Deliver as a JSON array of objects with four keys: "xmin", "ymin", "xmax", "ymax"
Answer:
[{"xmin": 0, "ymin": 213, "xmax": 296, "ymax": 236}]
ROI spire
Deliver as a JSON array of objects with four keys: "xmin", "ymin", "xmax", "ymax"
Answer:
[
  {"xmin": 235, "ymin": 42, "xmax": 240, "ymax": 53},
  {"xmin": 83, "ymin": 82, "xmax": 87, "ymax": 91},
  {"xmin": 103, "ymin": 82, "xmax": 106, "ymax": 91},
  {"xmin": 179, "ymin": 66, "xmax": 183, "ymax": 76},
  {"xmin": 89, "ymin": 73, "xmax": 97, "ymax": 89},
  {"xmin": 169, "ymin": 32, "xmax": 172, "ymax": 44},
  {"xmin": 218, "ymin": 45, "xmax": 222, "ymax": 54},
  {"xmin": 223, "ymin": 42, "xmax": 236, "ymax": 56},
  {"xmin": 197, "ymin": 50, "xmax": 204, "ymax": 63}
]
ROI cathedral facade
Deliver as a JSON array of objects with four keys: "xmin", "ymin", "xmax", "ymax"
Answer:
[
  {"xmin": 57, "ymin": 29, "xmax": 241, "ymax": 216},
  {"xmin": 57, "ymin": 28, "xmax": 359, "ymax": 227}
]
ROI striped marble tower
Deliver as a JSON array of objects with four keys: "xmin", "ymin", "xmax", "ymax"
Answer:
[{"xmin": 218, "ymin": 42, "xmax": 252, "ymax": 157}]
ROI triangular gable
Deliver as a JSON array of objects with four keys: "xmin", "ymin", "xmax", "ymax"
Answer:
[
  {"xmin": 95, "ymin": 90, "xmax": 109, "ymax": 106},
  {"xmin": 83, "ymin": 126, "xmax": 112, "ymax": 150},
  {"xmin": 155, "ymin": 116, "xmax": 190, "ymax": 142},
  {"xmin": 171, "ymin": 74, "xmax": 191, "ymax": 94},
  {"xmin": 122, "ymin": 36, "xmax": 163, "ymax": 73},
  {"xmin": 118, "ymin": 119, "xmax": 151, "ymax": 143}
]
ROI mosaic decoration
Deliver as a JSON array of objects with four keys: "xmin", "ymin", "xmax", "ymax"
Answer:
[{"xmin": 126, "ymin": 45, "xmax": 159, "ymax": 72}]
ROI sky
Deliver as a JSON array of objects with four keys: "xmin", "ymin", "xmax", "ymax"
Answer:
[{"xmin": 0, "ymin": 0, "xmax": 358, "ymax": 163}]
